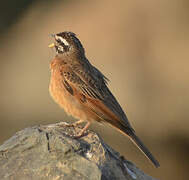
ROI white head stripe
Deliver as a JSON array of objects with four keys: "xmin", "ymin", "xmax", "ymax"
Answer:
[{"xmin": 56, "ymin": 35, "xmax": 69, "ymax": 46}]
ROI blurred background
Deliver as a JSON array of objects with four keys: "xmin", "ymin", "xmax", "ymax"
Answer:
[{"xmin": 0, "ymin": 0, "xmax": 189, "ymax": 179}]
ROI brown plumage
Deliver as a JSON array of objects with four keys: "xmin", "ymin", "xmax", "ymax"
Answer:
[{"xmin": 49, "ymin": 31, "xmax": 160, "ymax": 167}]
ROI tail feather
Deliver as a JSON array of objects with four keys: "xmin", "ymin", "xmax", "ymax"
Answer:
[
  {"xmin": 85, "ymin": 98, "xmax": 160, "ymax": 167},
  {"xmin": 105, "ymin": 119, "xmax": 160, "ymax": 167},
  {"xmin": 129, "ymin": 133, "xmax": 160, "ymax": 167}
]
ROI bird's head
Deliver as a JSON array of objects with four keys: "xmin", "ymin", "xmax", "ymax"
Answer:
[{"xmin": 49, "ymin": 31, "xmax": 85, "ymax": 56}]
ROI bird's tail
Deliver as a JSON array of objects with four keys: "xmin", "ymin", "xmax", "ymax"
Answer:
[
  {"xmin": 85, "ymin": 98, "xmax": 160, "ymax": 167},
  {"xmin": 128, "ymin": 132, "xmax": 160, "ymax": 167},
  {"xmin": 105, "ymin": 117, "xmax": 160, "ymax": 167}
]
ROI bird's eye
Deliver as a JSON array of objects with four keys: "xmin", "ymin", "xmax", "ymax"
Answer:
[{"xmin": 56, "ymin": 39, "xmax": 62, "ymax": 44}]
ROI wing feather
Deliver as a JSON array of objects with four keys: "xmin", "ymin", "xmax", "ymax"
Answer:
[{"xmin": 61, "ymin": 61, "xmax": 133, "ymax": 131}]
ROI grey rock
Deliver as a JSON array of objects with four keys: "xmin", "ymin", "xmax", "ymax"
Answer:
[{"xmin": 0, "ymin": 122, "xmax": 157, "ymax": 180}]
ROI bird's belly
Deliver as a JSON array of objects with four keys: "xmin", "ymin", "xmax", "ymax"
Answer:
[{"xmin": 49, "ymin": 77, "xmax": 90, "ymax": 121}]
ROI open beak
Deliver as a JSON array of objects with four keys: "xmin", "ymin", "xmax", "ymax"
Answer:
[
  {"xmin": 48, "ymin": 43, "xmax": 55, "ymax": 48},
  {"xmin": 48, "ymin": 34, "xmax": 56, "ymax": 48}
]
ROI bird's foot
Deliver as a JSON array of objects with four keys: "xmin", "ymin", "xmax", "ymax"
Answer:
[
  {"xmin": 58, "ymin": 120, "xmax": 84, "ymax": 128},
  {"xmin": 73, "ymin": 121, "xmax": 91, "ymax": 138},
  {"xmin": 65, "ymin": 121, "xmax": 91, "ymax": 139},
  {"xmin": 57, "ymin": 121, "xmax": 91, "ymax": 139}
]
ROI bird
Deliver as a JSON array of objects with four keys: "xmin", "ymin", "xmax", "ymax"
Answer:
[{"xmin": 48, "ymin": 31, "xmax": 160, "ymax": 168}]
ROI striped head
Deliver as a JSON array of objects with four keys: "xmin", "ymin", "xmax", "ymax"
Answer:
[{"xmin": 49, "ymin": 31, "xmax": 85, "ymax": 55}]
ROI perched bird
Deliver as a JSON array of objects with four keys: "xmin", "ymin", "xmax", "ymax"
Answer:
[{"xmin": 48, "ymin": 31, "xmax": 160, "ymax": 167}]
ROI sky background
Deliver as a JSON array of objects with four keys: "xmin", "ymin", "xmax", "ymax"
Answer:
[{"xmin": 0, "ymin": 1, "xmax": 189, "ymax": 179}]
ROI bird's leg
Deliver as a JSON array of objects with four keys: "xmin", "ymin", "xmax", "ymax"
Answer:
[
  {"xmin": 59, "ymin": 120, "xmax": 85, "ymax": 127},
  {"xmin": 74, "ymin": 121, "xmax": 91, "ymax": 138},
  {"xmin": 71, "ymin": 119, "xmax": 85, "ymax": 127},
  {"xmin": 58, "ymin": 120, "xmax": 91, "ymax": 138}
]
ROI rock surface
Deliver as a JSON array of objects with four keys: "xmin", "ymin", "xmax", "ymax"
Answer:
[{"xmin": 0, "ymin": 122, "xmax": 157, "ymax": 180}]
